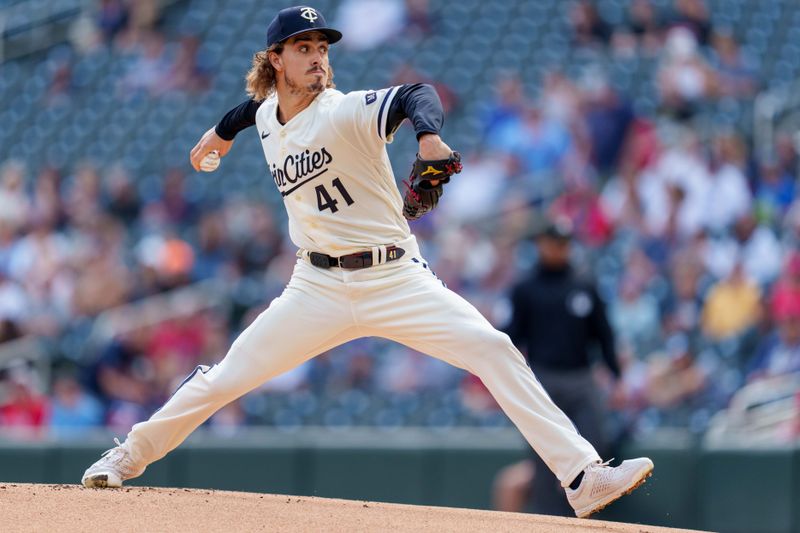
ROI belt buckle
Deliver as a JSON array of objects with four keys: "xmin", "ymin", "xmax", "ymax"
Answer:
[{"xmin": 309, "ymin": 252, "xmax": 331, "ymax": 269}]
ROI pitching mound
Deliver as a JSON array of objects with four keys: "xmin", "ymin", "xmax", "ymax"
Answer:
[{"xmin": 0, "ymin": 483, "xmax": 703, "ymax": 532}]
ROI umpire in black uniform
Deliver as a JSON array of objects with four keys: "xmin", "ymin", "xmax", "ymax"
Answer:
[{"xmin": 499, "ymin": 217, "xmax": 620, "ymax": 516}]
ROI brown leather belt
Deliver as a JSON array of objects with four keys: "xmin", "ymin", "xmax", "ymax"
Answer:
[{"xmin": 308, "ymin": 246, "xmax": 405, "ymax": 269}]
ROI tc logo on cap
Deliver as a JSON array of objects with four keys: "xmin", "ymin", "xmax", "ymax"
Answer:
[
  {"xmin": 266, "ymin": 6, "xmax": 342, "ymax": 47},
  {"xmin": 300, "ymin": 7, "xmax": 319, "ymax": 22}
]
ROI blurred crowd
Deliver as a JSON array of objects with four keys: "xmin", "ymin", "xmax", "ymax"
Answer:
[
  {"xmin": 44, "ymin": 0, "xmax": 211, "ymax": 108},
  {"xmin": 443, "ymin": 0, "xmax": 800, "ymax": 440},
  {"xmin": 1, "ymin": 0, "xmax": 799, "ymax": 445}
]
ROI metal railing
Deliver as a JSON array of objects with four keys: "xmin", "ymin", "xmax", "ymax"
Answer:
[
  {"xmin": 0, "ymin": 335, "xmax": 50, "ymax": 389},
  {"xmin": 705, "ymin": 373, "xmax": 800, "ymax": 447},
  {"xmin": 87, "ymin": 278, "xmax": 230, "ymax": 349},
  {"xmin": 0, "ymin": 0, "xmax": 185, "ymax": 62},
  {"xmin": 0, "ymin": 277, "xmax": 230, "ymax": 381},
  {"xmin": 753, "ymin": 77, "xmax": 800, "ymax": 174},
  {"xmin": 0, "ymin": 0, "xmax": 84, "ymax": 61}
]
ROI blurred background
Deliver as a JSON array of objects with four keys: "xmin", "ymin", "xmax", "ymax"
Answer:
[{"xmin": 1, "ymin": 0, "xmax": 799, "ymax": 531}]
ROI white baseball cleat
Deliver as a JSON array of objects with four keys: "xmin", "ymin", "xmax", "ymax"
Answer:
[
  {"xmin": 566, "ymin": 457, "xmax": 654, "ymax": 518},
  {"xmin": 81, "ymin": 438, "xmax": 146, "ymax": 488}
]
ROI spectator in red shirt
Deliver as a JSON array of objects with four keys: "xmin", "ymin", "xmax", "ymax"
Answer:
[
  {"xmin": 771, "ymin": 253, "xmax": 800, "ymax": 323},
  {"xmin": 0, "ymin": 368, "xmax": 49, "ymax": 432}
]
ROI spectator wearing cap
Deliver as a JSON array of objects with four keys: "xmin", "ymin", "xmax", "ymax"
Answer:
[
  {"xmin": 495, "ymin": 217, "xmax": 620, "ymax": 516},
  {"xmin": 626, "ymin": 0, "xmax": 663, "ymax": 53},
  {"xmin": 669, "ymin": 0, "xmax": 712, "ymax": 46},
  {"xmin": 703, "ymin": 213, "xmax": 782, "ymax": 287},
  {"xmin": 657, "ymin": 27, "xmax": 717, "ymax": 120},
  {"xmin": 570, "ymin": 0, "xmax": 612, "ymax": 48}
]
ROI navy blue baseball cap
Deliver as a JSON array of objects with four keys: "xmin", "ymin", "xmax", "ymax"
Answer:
[
  {"xmin": 267, "ymin": 6, "xmax": 342, "ymax": 47},
  {"xmin": 537, "ymin": 217, "xmax": 574, "ymax": 241}
]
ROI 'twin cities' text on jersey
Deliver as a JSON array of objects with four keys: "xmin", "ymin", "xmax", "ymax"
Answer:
[
  {"xmin": 270, "ymin": 147, "xmax": 333, "ymax": 191},
  {"xmin": 255, "ymin": 87, "xmax": 410, "ymax": 256}
]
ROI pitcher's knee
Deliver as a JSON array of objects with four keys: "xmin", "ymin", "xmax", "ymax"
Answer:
[
  {"xmin": 176, "ymin": 364, "xmax": 238, "ymax": 401},
  {"xmin": 481, "ymin": 329, "xmax": 516, "ymax": 352},
  {"xmin": 466, "ymin": 329, "xmax": 513, "ymax": 355},
  {"xmin": 206, "ymin": 373, "xmax": 244, "ymax": 401},
  {"xmin": 466, "ymin": 329, "xmax": 525, "ymax": 370}
]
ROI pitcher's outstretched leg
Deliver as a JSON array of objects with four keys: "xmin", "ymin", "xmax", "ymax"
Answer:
[
  {"xmin": 365, "ymin": 260, "xmax": 653, "ymax": 516},
  {"xmin": 83, "ymin": 262, "xmax": 356, "ymax": 488}
]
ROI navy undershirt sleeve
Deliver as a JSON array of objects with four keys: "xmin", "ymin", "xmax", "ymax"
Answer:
[
  {"xmin": 214, "ymin": 99, "xmax": 261, "ymax": 140},
  {"xmin": 385, "ymin": 83, "xmax": 444, "ymax": 140}
]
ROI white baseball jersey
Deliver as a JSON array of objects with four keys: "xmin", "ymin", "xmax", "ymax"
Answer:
[
  {"xmin": 114, "ymin": 85, "xmax": 607, "ymax": 498},
  {"xmin": 255, "ymin": 87, "xmax": 409, "ymax": 255}
]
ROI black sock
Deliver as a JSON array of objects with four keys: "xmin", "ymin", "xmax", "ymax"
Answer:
[{"xmin": 569, "ymin": 471, "xmax": 584, "ymax": 490}]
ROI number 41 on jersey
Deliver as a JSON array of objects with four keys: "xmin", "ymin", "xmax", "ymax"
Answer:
[{"xmin": 315, "ymin": 177, "xmax": 354, "ymax": 213}]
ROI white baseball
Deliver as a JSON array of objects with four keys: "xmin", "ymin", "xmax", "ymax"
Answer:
[{"xmin": 200, "ymin": 150, "xmax": 220, "ymax": 172}]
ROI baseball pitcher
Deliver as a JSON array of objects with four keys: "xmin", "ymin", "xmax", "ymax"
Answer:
[{"xmin": 82, "ymin": 6, "xmax": 653, "ymax": 518}]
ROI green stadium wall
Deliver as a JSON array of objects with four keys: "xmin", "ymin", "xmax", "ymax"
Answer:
[{"xmin": 0, "ymin": 431, "xmax": 796, "ymax": 533}]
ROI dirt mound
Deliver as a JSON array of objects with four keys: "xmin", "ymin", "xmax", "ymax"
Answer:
[{"xmin": 0, "ymin": 483, "xmax": 703, "ymax": 532}]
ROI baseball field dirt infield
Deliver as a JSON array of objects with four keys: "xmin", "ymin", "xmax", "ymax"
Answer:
[{"xmin": 0, "ymin": 483, "xmax": 706, "ymax": 532}]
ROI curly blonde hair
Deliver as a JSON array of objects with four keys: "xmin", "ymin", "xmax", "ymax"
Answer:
[{"xmin": 245, "ymin": 42, "xmax": 336, "ymax": 102}]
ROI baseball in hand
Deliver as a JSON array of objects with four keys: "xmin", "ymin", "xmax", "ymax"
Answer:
[{"xmin": 199, "ymin": 150, "xmax": 220, "ymax": 172}]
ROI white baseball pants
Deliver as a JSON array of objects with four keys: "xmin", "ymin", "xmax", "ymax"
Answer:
[{"xmin": 124, "ymin": 235, "xmax": 600, "ymax": 486}]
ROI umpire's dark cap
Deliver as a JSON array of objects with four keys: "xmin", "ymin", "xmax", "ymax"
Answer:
[
  {"xmin": 267, "ymin": 6, "xmax": 342, "ymax": 47},
  {"xmin": 537, "ymin": 217, "xmax": 574, "ymax": 241}
]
